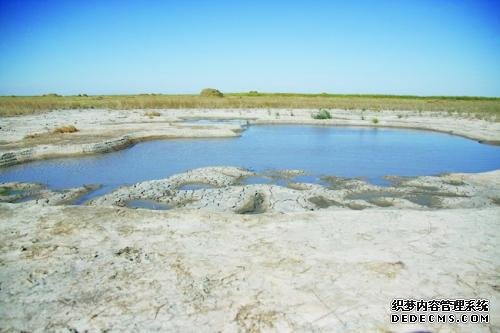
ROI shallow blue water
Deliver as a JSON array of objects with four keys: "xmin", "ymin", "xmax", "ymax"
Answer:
[{"xmin": 1, "ymin": 125, "xmax": 499, "ymax": 199}]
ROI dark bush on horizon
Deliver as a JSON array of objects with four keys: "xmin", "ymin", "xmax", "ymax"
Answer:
[{"xmin": 200, "ymin": 88, "xmax": 224, "ymax": 97}]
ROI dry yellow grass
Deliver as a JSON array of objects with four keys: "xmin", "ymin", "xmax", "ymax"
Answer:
[
  {"xmin": 53, "ymin": 125, "xmax": 78, "ymax": 134},
  {"xmin": 24, "ymin": 133, "xmax": 45, "ymax": 139},
  {"xmin": 0, "ymin": 93, "xmax": 498, "ymax": 120}
]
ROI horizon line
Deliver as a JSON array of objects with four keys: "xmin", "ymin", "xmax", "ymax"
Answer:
[{"xmin": 1, "ymin": 92, "xmax": 499, "ymax": 100}]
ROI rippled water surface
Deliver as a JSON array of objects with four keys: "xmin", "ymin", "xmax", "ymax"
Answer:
[{"xmin": 1, "ymin": 125, "xmax": 499, "ymax": 198}]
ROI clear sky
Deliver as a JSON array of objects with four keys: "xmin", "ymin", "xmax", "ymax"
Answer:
[{"xmin": 0, "ymin": 0, "xmax": 499, "ymax": 96}]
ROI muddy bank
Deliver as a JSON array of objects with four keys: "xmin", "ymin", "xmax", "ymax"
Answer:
[
  {"xmin": 1, "ymin": 166, "xmax": 498, "ymax": 213},
  {"xmin": 0, "ymin": 203, "xmax": 498, "ymax": 332},
  {"xmin": 0, "ymin": 181, "xmax": 99, "ymax": 206},
  {"xmin": 88, "ymin": 167, "xmax": 500, "ymax": 212},
  {"xmin": 0, "ymin": 110, "xmax": 241, "ymax": 167},
  {"xmin": 1, "ymin": 108, "xmax": 499, "ymax": 167}
]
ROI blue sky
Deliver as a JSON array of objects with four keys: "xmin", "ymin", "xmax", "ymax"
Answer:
[{"xmin": 0, "ymin": 0, "xmax": 499, "ymax": 96}]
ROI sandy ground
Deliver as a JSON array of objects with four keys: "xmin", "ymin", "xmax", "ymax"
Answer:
[
  {"xmin": 0, "ymin": 109, "xmax": 499, "ymax": 332},
  {"xmin": 0, "ymin": 204, "xmax": 498, "ymax": 332}
]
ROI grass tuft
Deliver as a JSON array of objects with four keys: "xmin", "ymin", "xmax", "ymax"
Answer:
[
  {"xmin": 312, "ymin": 109, "xmax": 332, "ymax": 119},
  {"xmin": 372, "ymin": 118, "xmax": 379, "ymax": 124}
]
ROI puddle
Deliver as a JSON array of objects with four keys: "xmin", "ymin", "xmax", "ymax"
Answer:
[
  {"xmin": 13, "ymin": 195, "xmax": 37, "ymax": 203},
  {"xmin": 73, "ymin": 185, "xmax": 108, "ymax": 205},
  {"xmin": 404, "ymin": 194, "xmax": 442, "ymax": 208},
  {"xmin": 127, "ymin": 200, "xmax": 171, "ymax": 210},
  {"xmin": 242, "ymin": 172, "xmax": 309, "ymax": 187},
  {"xmin": 347, "ymin": 190, "xmax": 397, "ymax": 202},
  {"xmin": 0, "ymin": 187, "xmax": 28, "ymax": 197},
  {"xmin": 292, "ymin": 175, "xmax": 320, "ymax": 184},
  {"xmin": 0, "ymin": 186, "xmax": 36, "ymax": 203},
  {"xmin": 346, "ymin": 189, "xmax": 461, "ymax": 208}
]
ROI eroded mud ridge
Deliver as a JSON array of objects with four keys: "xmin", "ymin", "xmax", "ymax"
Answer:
[
  {"xmin": 2, "ymin": 166, "xmax": 498, "ymax": 213},
  {"xmin": 0, "ymin": 182, "xmax": 99, "ymax": 206},
  {"xmin": 89, "ymin": 167, "xmax": 500, "ymax": 212}
]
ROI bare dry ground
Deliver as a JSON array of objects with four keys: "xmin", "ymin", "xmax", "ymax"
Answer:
[{"xmin": 0, "ymin": 204, "xmax": 498, "ymax": 332}]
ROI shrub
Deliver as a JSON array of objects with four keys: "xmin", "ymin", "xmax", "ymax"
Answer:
[
  {"xmin": 43, "ymin": 93, "xmax": 62, "ymax": 97},
  {"xmin": 200, "ymin": 88, "xmax": 223, "ymax": 97},
  {"xmin": 312, "ymin": 109, "xmax": 332, "ymax": 119},
  {"xmin": 372, "ymin": 118, "xmax": 379, "ymax": 124},
  {"xmin": 53, "ymin": 125, "xmax": 78, "ymax": 134}
]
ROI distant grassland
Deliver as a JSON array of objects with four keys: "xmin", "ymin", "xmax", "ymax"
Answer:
[{"xmin": 0, "ymin": 93, "xmax": 499, "ymax": 120}]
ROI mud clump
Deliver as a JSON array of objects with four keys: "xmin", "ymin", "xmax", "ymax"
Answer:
[
  {"xmin": 115, "ymin": 246, "xmax": 144, "ymax": 263},
  {"xmin": 443, "ymin": 179, "xmax": 466, "ymax": 186},
  {"xmin": 321, "ymin": 175, "xmax": 361, "ymax": 190},
  {"xmin": 236, "ymin": 192, "xmax": 267, "ymax": 214},
  {"xmin": 346, "ymin": 202, "xmax": 368, "ymax": 210},
  {"xmin": 235, "ymin": 304, "xmax": 281, "ymax": 332},
  {"xmin": 369, "ymin": 197, "xmax": 394, "ymax": 207},
  {"xmin": 286, "ymin": 183, "xmax": 310, "ymax": 191},
  {"xmin": 367, "ymin": 260, "xmax": 406, "ymax": 279},
  {"xmin": 308, "ymin": 196, "xmax": 342, "ymax": 209}
]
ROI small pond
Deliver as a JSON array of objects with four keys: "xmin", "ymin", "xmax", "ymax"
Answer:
[{"xmin": 1, "ymin": 125, "xmax": 499, "ymax": 202}]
